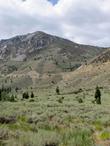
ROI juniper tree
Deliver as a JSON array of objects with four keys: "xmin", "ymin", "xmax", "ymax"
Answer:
[
  {"xmin": 56, "ymin": 86, "xmax": 60, "ymax": 95},
  {"xmin": 22, "ymin": 92, "xmax": 29, "ymax": 99},
  {"xmin": 95, "ymin": 86, "xmax": 101, "ymax": 104},
  {"xmin": 31, "ymin": 92, "xmax": 34, "ymax": 98}
]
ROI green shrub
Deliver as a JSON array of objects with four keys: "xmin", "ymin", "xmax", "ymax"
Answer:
[
  {"xmin": 29, "ymin": 99, "xmax": 35, "ymax": 102},
  {"xmin": 58, "ymin": 97, "xmax": 64, "ymax": 103},
  {"xmin": 77, "ymin": 98, "xmax": 83, "ymax": 103},
  {"xmin": 94, "ymin": 121, "xmax": 103, "ymax": 131},
  {"xmin": 100, "ymin": 131, "xmax": 110, "ymax": 140},
  {"xmin": 58, "ymin": 98, "xmax": 62, "ymax": 103},
  {"xmin": 9, "ymin": 95, "xmax": 16, "ymax": 102},
  {"xmin": 1, "ymin": 91, "xmax": 10, "ymax": 101}
]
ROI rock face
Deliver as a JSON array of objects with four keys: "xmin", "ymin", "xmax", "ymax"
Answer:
[
  {"xmin": 0, "ymin": 31, "xmax": 104, "ymax": 62},
  {"xmin": 0, "ymin": 31, "xmax": 55, "ymax": 61}
]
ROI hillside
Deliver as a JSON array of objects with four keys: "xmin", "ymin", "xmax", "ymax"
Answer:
[
  {"xmin": 90, "ymin": 48, "xmax": 110, "ymax": 64},
  {"xmin": 0, "ymin": 31, "xmax": 105, "ymax": 89},
  {"xmin": 60, "ymin": 49, "xmax": 110, "ymax": 92}
]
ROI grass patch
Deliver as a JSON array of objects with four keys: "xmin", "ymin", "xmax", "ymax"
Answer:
[
  {"xmin": 100, "ymin": 131, "xmax": 110, "ymax": 140},
  {"xmin": 93, "ymin": 120, "xmax": 103, "ymax": 131},
  {"xmin": 61, "ymin": 128, "xmax": 94, "ymax": 146}
]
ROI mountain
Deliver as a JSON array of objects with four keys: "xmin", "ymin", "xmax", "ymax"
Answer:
[
  {"xmin": 0, "ymin": 31, "xmax": 104, "ymax": 61},
  {"xmin": 0, "ymin": 31, "xmax": 105, "ymax": 89}
]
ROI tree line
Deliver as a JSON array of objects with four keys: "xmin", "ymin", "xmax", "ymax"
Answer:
[{"xmin": 0, "ymin": 86, "xmax": 34, "ymax": 102}]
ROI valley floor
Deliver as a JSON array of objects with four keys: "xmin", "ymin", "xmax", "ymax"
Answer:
[{"xmin": 0, "ymin": 88, "xmax": 110, "ymax": 146}]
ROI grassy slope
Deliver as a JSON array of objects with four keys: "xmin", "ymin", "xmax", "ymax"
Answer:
[{"xmin": 0, "ymin": 87, "xmax": 110, "ymax": 146}]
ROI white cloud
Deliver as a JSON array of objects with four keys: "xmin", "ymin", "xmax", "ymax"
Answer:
[{"xmin": 0, "ymin": 0, "xmax": 110, "ymax": 47}]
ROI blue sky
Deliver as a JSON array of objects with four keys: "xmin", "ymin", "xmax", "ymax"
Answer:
[
  {"xmin": 0, "ymin": 0, "xmax": 110, "ymax": 47},
  {"xmin": 48, "ymin": 0, "xmax": 58, "ymax": 5}
]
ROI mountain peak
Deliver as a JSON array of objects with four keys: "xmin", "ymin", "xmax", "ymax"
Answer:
[
  {"xmin": 27, "ymin": 31, "xmax": 48, "ymax": 36},
  {"xmin": 0, "ymin": 31, "xmax": 104, "ymax": 62}
]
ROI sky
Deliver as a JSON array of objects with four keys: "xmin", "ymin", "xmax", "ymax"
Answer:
[
  {"xmin": 0, "ymin": 0, "xmax": 110, "ymax": 47},
  {"xmin": 48, "ymin": 0, "xmax": 58, "ymax": 5}
]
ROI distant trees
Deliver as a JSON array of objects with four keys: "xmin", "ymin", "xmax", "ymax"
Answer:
[
  {"xmin": 0, "ymin": 86, "xmax": 35, "ymax": 101},
  {"xmin": 0, "ymin": 86, "xmax": 16, "ymax": 102},
  {"xmin": 22, "ymin": 92, "xmax": 29, "ymax": 99},
  {"xmin": 22, "ymin": 91, "xmax": 34, "ymax": 99},
  {"xmin": 95, "ymin": 86, "xmax": 101, "ymax": 104},
  {"xmin": 0, "ymin": 84, "xmax": 36, "ymax": 102}
]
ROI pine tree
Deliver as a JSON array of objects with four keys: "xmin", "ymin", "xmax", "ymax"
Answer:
[
  {"xmin": 56, "ymin": 86, "xmax": 60, "ymax": 95},
  {"xmin": 22, "ymin": 92, "xmax": 29, "ymax": 99},
  {"xmin": 31, "ymin": 92, "xmax": 34, "ymax": 98},
  {"xmin": 95, "ymin": 86, "xmax": 101, "ymax": 104}
]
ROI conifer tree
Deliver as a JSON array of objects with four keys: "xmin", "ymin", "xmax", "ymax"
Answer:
[
  {"xmin": 56, "ymin": 86, "xmax": 60, "ymax": 95},
  {"xmin": 31, "ymin": 92, "xmax": 34, "ymax": 98},
  {"xmin": 95, "ymin": 86, "xmax": 101, "ymax": 104}
]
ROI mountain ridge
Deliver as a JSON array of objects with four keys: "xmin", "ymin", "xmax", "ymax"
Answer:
[
  {"xmin": 0, "ymin": 31, "xmax": 104, "ymax": 61},
  {"xmin": 0, "ymin": 31, "xmax": 108, "ymax": 89}
]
